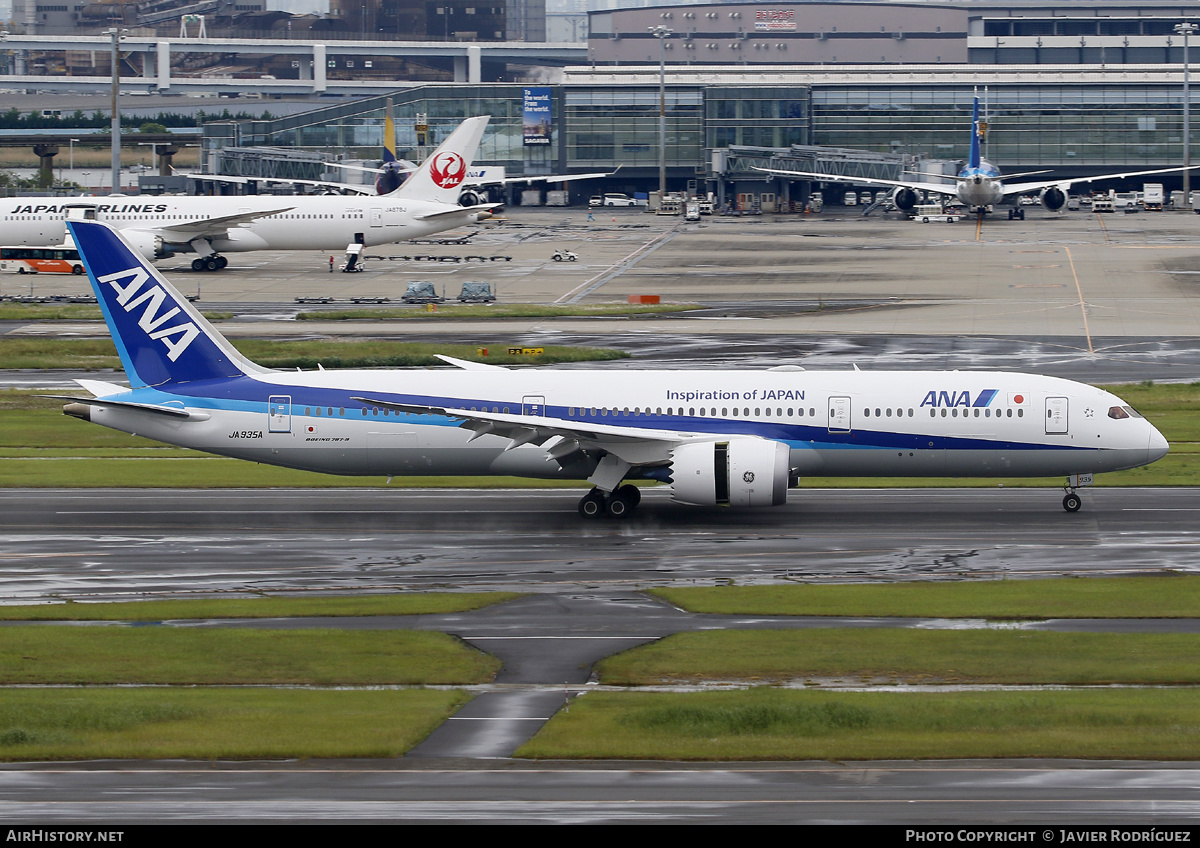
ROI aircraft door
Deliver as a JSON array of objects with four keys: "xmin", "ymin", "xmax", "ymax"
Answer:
[
  {"xmin": 1045, "ymin": 397, "xmax": 1068, "ymax": 435},
  {"xmin": 268, "ymin": 395, "xmax": 292, "ymax": 433},
  {"xmin": 828, "ymin": 396, "xmax": 852, "ymax": 433},
  {"xmin": 369, "ymin": 208, "xmax": 383, "ymax": 227},
  {"xmin": 522, "ymin": 395, "xmax": 546, "ymax": 416}
]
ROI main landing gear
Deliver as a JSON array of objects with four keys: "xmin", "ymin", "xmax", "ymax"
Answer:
[
  {"xmin": 578, "ymin": 484, "xmax": 641, "ymax": 519},
  {"xmin": 191, "ymin": 255, "xmax": 228, "ymax": 272}
]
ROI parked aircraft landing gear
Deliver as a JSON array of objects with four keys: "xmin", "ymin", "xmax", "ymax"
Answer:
[
  {"xmin": 191, "ymin": 255, "xmax": 228, "ymax": 272},
  {"xmin": 577, "ymin": 484, "xmax": 641, "ymax": 519}
]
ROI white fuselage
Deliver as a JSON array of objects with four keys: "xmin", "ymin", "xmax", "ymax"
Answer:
[
  {"xmin": 0, "ymin": 195, "xmax": 481, "ymax": 255},
  {"xmin": 954, "ymin": 163, "xmax": 1006, "ymax": 210},
  {"xmin": 78, "ymin": 367, "xmax": 1167, "ymax": 484}
]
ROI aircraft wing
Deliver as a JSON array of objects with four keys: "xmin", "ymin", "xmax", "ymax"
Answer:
[
  {"xmin": 752, "ymin": 166, "xmax": 957, "ymax": 198},
  {"xmin": 999, "ymin": 165, "xmax": 1200, "ymax": 198},
  {"xmin": 184, "ymin": 173, "xmax": 373, "ymax": 195},
  {"xmin": 495, "ymin": 168, "xmax": 619, "ymax": 187},
  {"xmin": 153, "ymin": 206, "xmax": 297, "ymax": 239},
  {"xmin": 351, "ymin": 395, "xmax": 719, "ymax": 470},
  {"xmin": 415, "ymin": 203, "xmax": 502, "ymax": 221}
]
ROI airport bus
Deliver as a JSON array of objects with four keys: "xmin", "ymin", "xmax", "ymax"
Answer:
[{"xmin": 0, "ymin": 245, "xmax": 85, "ymax": 275}]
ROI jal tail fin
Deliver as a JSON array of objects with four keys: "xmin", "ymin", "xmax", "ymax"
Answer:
[
  {"xmin": 968, "ymin": 96, "xmax": 982, "ymax": 170},
  {"xmin": 66, "ymin": 220, "xmax": 264, "ymax": 389},
  {"xmin": 392, "ymin": 115, "xmax": 489, "ymax": 204}
]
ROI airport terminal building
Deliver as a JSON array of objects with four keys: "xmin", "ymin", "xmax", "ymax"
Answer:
[{"xmin": 201, "ymin": 2, "xmax": 1200, "ymax": 205}]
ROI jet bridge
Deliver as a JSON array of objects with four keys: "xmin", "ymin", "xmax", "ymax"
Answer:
[{"xmin": 712, "ymin": 144, "xmax": 951, "ymax": 211}]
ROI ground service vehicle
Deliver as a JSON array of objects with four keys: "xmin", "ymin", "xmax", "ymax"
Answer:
[
  {"xmin": 552, "ymin": 249, "xmax": 578, "ymax": 262},
  {"xmin": 457, "ymin": 281, "xmax": 495, "ymax": 303},
  {"xmin": 401, "ymin": 281, "xmax": 444, "ymax": 303}
]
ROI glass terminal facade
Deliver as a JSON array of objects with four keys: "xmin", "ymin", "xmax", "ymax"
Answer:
[{"xmin": 205, "ymin": 75, "xmax": 1198, "ymax": 195}]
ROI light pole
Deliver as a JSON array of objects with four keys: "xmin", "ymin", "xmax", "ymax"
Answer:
[
  {"xmin": 648, "ymin": 25, "xmax": 672, "ymax": 201},
  {"xmin": 108, "ymin": 27, "xmax": 126, "ymax": 194},
  {"xmin": 69, "ymin": 138, "xmax": 79, "ymax": 174},
  {"xmin": 1177, "ymin": 22, "xmax": 1196, "ymax": 208}
]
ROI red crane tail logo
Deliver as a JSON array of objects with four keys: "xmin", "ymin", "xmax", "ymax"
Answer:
[{"xmin": 429, "ymin": 152, "xmax": 467, "ymax": 189}]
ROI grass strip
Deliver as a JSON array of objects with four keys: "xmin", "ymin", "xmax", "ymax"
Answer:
[
  {"xmin": 0, "ymin": 628, "xmax": 499, "ymax": 685},
  {"xmin": 516, "ymin": 689, "xmax": 1200, "ymax": 761},
  {"xmin": 596, "ymin": 629, "xmax": 1200, "ymax": 686},
  {"xmin": 0, "ymin": 338, "xmax": 628, "ymax": 370},
  {"xmin": 0, "ymin": 592, "xmax": 520, "ymax": 622},
  {"xmin": 0, "ymin": 305, "xmax": 230, "ymax": 322},
  {"xmin": 0, "ymin": 688, "xmax": 467, "ymax": 761},
  {"xmin": 651, "ymin": 575, "xmax": 1200, "ymax": 619},
  {"xmin": 295, "ymin": 303, "xmax": 700, "ymax": 321}
]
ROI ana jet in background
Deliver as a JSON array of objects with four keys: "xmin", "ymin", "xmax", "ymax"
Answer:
[{"xmin": 758, "ymin": 98, "xmax": 1199, "ymax": 217}]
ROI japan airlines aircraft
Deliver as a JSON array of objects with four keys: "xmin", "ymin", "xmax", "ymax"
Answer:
[
  {"xmin": 57, "ymin": 219, "xmax": 1168, "ymax": 517},
  {"xmin": 758, "ymin": 98, "xmax": 1198, "ymax": 216},
  {"xmin": 196, "ymin": 109, "xmax": 614, "ymax": 205},
  {"xmin": 1, "ymin": 116, "xmax": 494, "ymax": 272}
]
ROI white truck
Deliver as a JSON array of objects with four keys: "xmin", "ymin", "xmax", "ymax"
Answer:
[
  {"xmin": 1143, "ymin": 183, "xmax": 1164, "ymax": 211},
  {"xmin": 910, "ymin": 203, "xmax": 959, "ymax": 223}
]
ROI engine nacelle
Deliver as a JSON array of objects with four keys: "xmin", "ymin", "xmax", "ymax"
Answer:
[
  {"xmin": 458, "ymin": 189, "xmax": 483, "ymax": 207},
  {"xmin": 891, "ymin": 186, "xmax": 919, "ymax": 212},
  {"xmin": 669, "ymin": 438, "xmax": 791, "ymax": 508},
  {"xmin": 1040, "ymin": 185, "xmax": 1067, "ymax": 212},
  {"xmin": 121, "ymin": 230, "xmax": 171, "ymax": 260}
]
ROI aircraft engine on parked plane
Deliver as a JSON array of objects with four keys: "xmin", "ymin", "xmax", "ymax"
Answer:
[
  {"xmin": 668, "ymin": 438, "xmax": 792, "ymax": 507},
  {"xmin": 1040, "ymin": 185, "xmax": 1067, "ymax": 211},
  {"xmin": 891, "ymin": 186, "xmax": 920, "ymax": 211},
  {"xmin": 121, "ymin": 231, "xmax": 171, "ymax": 260},
  {"xmin": 458, "ymin": 189, "xmax": 485, "ymax": 207}
]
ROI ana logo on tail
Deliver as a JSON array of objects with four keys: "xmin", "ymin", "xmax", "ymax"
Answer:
[
  {"xmin": 98, "ymin": 266, "xmax": 200, "ymax": 362},
  {"xmin": 429, "ymin": 152, "xmax": 467, "ymax": 189}
]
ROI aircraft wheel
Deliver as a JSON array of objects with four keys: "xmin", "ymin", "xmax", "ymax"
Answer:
[
  {"xmin": 1063, "ymin": 493, "xmax": 1082, "ymax": 512},
  {"xmin": 216, "ymin": 256, "xmax": 228, "ymax": 269},
  {"xmin": 605, "ymin": 489, "xmax": 636, "ymax": 519},
  {"xmin": 204, "ymin": 257, "xmax": 221, "ymax": 272},
  {"xmin": 615, "ymin": 484, "xmax": 641, "ymax": 508},
  {"xmin": 192, "ymin": 258, "xmax": 206, "ymax": 272},
  {"xmin": 578, "ymin": 489, "xmax": 606, "ymax": 519}
]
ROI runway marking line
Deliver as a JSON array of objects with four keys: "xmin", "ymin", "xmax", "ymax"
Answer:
[{"xmin": 1063, "ymin": 246, "xmax": 1095, "ymax": 355}]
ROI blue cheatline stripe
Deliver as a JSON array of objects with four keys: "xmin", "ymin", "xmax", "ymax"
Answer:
[{"xmin": 108, "ymin": 379, "xmax": 1089, "ymax": 454}]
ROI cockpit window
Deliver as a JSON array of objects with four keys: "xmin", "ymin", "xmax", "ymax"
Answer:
[{"xmin": 1108, "ymin": 405, "xmax": 1143, "ymax": 420}]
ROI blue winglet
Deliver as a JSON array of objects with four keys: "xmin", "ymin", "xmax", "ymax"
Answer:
[{"xmin": 67, "ymin": 220, "xmax": 254, "ymax": 388}]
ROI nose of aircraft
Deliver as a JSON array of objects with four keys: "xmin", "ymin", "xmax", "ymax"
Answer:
[{"xmin": 1148, "ymin": 423, "xmax": 1170, "ymax": 464}]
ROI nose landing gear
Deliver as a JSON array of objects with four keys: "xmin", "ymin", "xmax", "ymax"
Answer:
[{"xmin": 1062, "ymin": 472, "xmax": 1093, "ymax": 512}]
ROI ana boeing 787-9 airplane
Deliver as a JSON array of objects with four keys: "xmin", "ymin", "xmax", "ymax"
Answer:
[
  {"xmin": 1, "ymin": 116, "xmax": 494, "ymax": 272},
  {"xmin": 758, "ymin": 98, "xmax": 1199, "ymax": 217},
  {"xmin": 56, "ymin": 219, "xmax": 1168, "ymax": 517}
]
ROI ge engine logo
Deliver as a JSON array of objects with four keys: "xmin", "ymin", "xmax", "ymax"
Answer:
[
  {"xmin": 743, "ymin": 471, "xmax": 755, "ymax": 483},
  {"xmin": 429, "ymin": 152, "xmax": 467, "ymax": 189}
]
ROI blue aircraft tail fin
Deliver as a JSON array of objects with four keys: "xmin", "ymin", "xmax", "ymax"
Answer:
[
  {"xmin": 968, "ymin": 97, "xmax": 982, "ymax": 170},
  {"xmin": 67, "ymin": 220, "xmax": 262, "ymax": 388}
]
